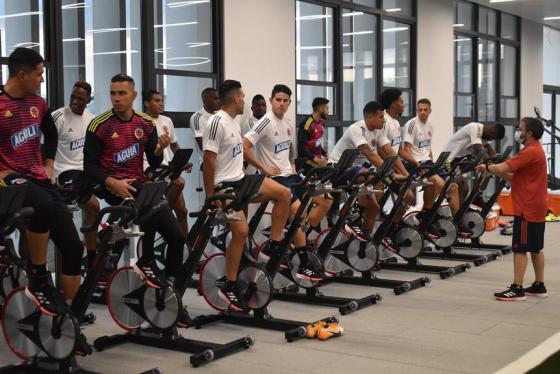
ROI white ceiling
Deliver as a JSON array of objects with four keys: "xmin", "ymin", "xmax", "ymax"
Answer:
[{"xmin": 470, "ymin": 0, "xmax": 560, "ymax": 29}]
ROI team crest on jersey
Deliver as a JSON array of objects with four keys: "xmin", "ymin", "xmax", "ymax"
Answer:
[
  {"xmin": 112, "ymin": 132, "xmax": 119, "ymax": 139},
  {"xmin": 11, "ymin": 124, "xmax": 39, "ymax": 149},
  {"xmin": 4, "ymin": 110, "xmax": 13, "ymax": 118},
  {"xmin": 114, "ymin": 143, "xmax": 140, "ymax": 164},
  {"xmin": 70, "ymin": 137, "xmax": 86, "ymax": 150},
  {"xmin": 29, "ymin": 106, "xmax": 39, "ymax": 118},
  {"xmin": 134, "ymin": 128, "xmax": 144, "ymax": 140},
  {"xmin": 419, "ymin": 139, "xmax": 431, "ymax": 148},
  {"xmin": 232, "ymin": 143, "xmax": 242, "ymax": 158},
  {"xmin": 371, "ymin": 139, "xmax": 377, "ymax": 147},
  {"xmin": 274, "ymin": 140, "xmax": 291, "ymax": 154}
]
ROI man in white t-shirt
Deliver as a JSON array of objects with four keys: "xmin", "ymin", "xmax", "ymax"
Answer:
[
  {"xmin": 240, "ymin": 94, "xmax": 267, "ymax": 136},
  {"xmin": 203, "ymin": 80, "xmax": 291, "ymax": 311},
  {"xmin": 143, "ymin": 89, "xmax": 189, "ymax": 235},
  {"xmin": 400, "ymin": 98, "xmax": 445, "ymax": 213},
  {"xmin": 441, "ymin": 122, "xmax": 505, "ymax": 214},
  {"xmin": 330, "ymin": 101, "xmax": 408, "ymax": 236},
  {"xmin": 379, "ymin": 88, "xmax": 409, "ymax": 177},
  {"xmin": 191, "ymin": 87, "xmax": 220, "ymax": 151},
  {"xmin": 53, "ymin": 81, "xmax": 99, "ymax": 269},
  {"xmin": 244, "ymin": 84, "xmax": 330, "ymax": 281}
]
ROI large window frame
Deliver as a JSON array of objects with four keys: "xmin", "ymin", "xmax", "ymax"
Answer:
[
  {"xmin": 296, "ymin": 0, "xmax": 416, "ymax": 143},
  {"xmin": 453, "ymin": 1, "xmax": 520, "ymax": 154},
  {"xmin": 0, "ymin": 0, "xmax": 223, "ymax": 128}
]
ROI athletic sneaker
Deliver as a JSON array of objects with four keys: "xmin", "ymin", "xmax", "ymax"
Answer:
[
  {"xmin": 258, "ymin": 243, "xmax": 289, "ymax": 270},
  {"xmin": 306, "ymin": 320, "xmax": 328, "ymax": 338},
  {"xmin": 176, "ymin": 307, "xmax": 192, "ymax": 328},
  {"xmin": 25, "ymin": 275, "xmax": 66, "ymax": 317},
  {"xmin": 74, "ymin": 333, "xmax": 93, "ymax": 357},
  {"xmin": 217, "ymin": 277, "xmax": 248, "ymax": 312},
  {"xmin": 316, "ymin": 322, "xmax": 344, "ymax": 340},
  {"xmin": 524, "ymin": 282, "xmax": 548, "ymax": 298},
  {"xmin": 545, "ymin": 211, "xmax": 560, "ymax": 222},
  {"xmin": 133, "ymin": 260, "xmax": 164, "ymax": 289},
  {"xmin": 296, "ymin": 264, "xmax": 324, "ymax": 281},
  {"xmin": 494, "ymin": 284, "xmax": 526, "ymax": 301}
]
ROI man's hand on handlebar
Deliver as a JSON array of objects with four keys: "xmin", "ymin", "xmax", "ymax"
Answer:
[
  {"xmin": 475, "ymin": 164, "xmax": 488, "ymax": 174},
  {"xmin": 105, "ymin": 177, "xmax": 137, "ymax": 199},
  {"xmin": 391, "ymin": 173, "xmax": 408, "ymax": 182},
  {"xmin": 313, "ymin": 156, "xmax": 328, "ymax": 166}
]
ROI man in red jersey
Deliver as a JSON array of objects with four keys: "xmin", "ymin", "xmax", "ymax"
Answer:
[
  {"xmin": 0, "ymin": 48, "xmax": 83, "ymax": 316},
  {"xmin": 83, "ymin": 74, "xmax": 185, "ymax": 291},
  {"xmin": 476, "ymin": 117, "xmax": 548, "ymax": 301}
]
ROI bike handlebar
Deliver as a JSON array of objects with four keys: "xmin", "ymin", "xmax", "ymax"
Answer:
[{"xmin": 80, "ymin": 205, "xmax": 135, "ymax": 233}]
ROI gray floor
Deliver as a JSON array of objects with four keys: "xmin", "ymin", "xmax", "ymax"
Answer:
[{"xmin": 1, "ymin": 223, "xmax": 558, "ymax": 374}]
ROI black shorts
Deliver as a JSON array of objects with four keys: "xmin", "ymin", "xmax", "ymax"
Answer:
[
  {"xmin": 214, "ymin": 177, "xmax": 245, "ymax": 193},
  {"xmin": 56, "ymin": 170, "xmax": 93, "ymax": 205},
  {"xmin": 272, "ymin": 174, "xmax": 304, "ymax": 203},
  {"xmin": 512, "ymin": 216, "xmax": 545, "ymax": 253}
]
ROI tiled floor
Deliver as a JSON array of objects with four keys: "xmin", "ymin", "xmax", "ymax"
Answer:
[{"xmin": 1, "ymin": 224, "xmax": 558, "ymax": 374}]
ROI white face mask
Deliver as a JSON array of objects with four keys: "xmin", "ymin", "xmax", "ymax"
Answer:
[{"xmin": 514, "ymin": 130, "xmax": 525, "ymax": 144}]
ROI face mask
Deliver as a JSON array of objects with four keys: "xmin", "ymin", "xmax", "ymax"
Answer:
[{"xmin": 514, "ymin": 130, "xmax": 524, "ymax": 144}]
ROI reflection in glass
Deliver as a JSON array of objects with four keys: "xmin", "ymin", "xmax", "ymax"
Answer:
[
  {"xmin": 500, "ymin": 98, "xmax": 517, "ymax": 119},
  {"xmin": 454, "ymin": 1, "xmax": 473, "ymax": 31},
  {"xmin": 455, "ymin": 95, "xmax": 473, "ymax": 118},
  {"xmin": 500, "ymin": 45, "xmax": 516, "ymax": 97},
  {"xmin": 383, "ymin": 20, "xmax": 410, "ymax": 88},
  {"xmin": 342, "ymin": 9, "xmax": 376, "ymax": 121},
  {"xmin": 153, "ymin": 0, "xmax": 213, "ymax": 73},
  {"xmin": 478, "ymin": 7, "xmax": 497, "ymax": 35},
  {"xmin": 383, "ymin": 0, "xmax": 412, "ymax": 17},
  {"xmin": 454, "ymin": 36, "xmax": 472, "ymax": 93},
  {"xmin": 0, "ymin": 0, "xmax": 44, "ymax": 57},
  {"xmin": 156, "ymin": 75, "xmax": 213, "ymax": 112},
  {"xmin": 501, "ymin": 13, "xmax": 517, "ymax": 40},
  {"xmin": 296, "ymin": 1, "xmax": 333, "ymax": 82},
  {"xmin": 477, "ymin": 39, "xmax": 496, "ymax": 121},
  {"xmin": 297, "ymin": 84, "xmax": 334, "ymax": 115}
]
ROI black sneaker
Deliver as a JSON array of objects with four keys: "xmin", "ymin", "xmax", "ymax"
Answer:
[
  {"xmin": 524, "ymin": 282, "xmax": 548, "ymax": 298},
  {"xmin": 133, "ymin": 260, "xmax": 164, "ymax": 289},
  {"xmin": 494, "ymin": 284, "xmax": 526, "ymax": 301},
  {"xmin": 217, "ymin": 278, "xmax": 248, "ymax": 312},
  {"xmin": 259, "ymin": 243, "xmax": 289, "ymax": 270},
  {"xmin": 74, "ymin": 333, "xmax": 93, "ymax": 357},
  {"xmin": 176, "ymin": 307, "xmax": 192, "ymax": 328},
  {"xmin": 25, "ymin": 275, "xmax": 66, "ymax": 317},
  {"xmin": 296, "ymin": 265, "xmax": 324, "ymax": 282}
]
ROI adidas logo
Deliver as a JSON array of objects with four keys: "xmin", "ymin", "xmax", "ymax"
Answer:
[
  {"xmin": 4, "ymin": 110, "xmax": 13, "ymax": 118},
  {"xmin": 112, "ymin": 132, "xmax": 119, "ymax": 139},
  {"xmin": 274, "ymin": 131, "xmax": 278, "ymax": 136},
  {"xmin": 68, "ymin": 128, "xmax": 74, "ymax": 132}
]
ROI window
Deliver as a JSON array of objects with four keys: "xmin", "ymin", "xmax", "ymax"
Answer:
[
  {"xmin": 296, "ymin": 1, "xmax": 334, "ymax": 115},
  {"xmin": 296, "ymin": 0, "xmax": 415, "ymax": 127},
  {"xmin": 454, "ymin": 1, "xmax": 519, "ymax": 130},
  {"xmin": 342, "ymin": 9, "xmax": 376, "ymax": 121}
]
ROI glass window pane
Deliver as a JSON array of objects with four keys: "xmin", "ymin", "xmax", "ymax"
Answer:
[
  {"xmin": 156, "ymin": 75, "xmax": 213, "ymax": 112},
  {"xmin": 343, "ymin": 9, "xmax": 376, "ymax": 121},
  {"xmin": 477, "ymin": 39, "xmax": 496, "ymax": 121},
  {"xmin": 501, "ymin": 13, "xmax": 518, "ymax": 40},
  {"xmin": 543, "ymin": 27, "xmax": 560, "ymax": 86},
  {"xmin": 344, "ymin": 0, "xmax": 376, "ymax": 8},
  {"xmin": 542, "ymin": 93, "xmax": 552, "ymax": 174},
  {"xmin": 455, "ymin": 95, "xmax": 473, "ymax": 118},
  {"xmin": 62, "ymin": 0, "xmax": 142, "ymax": 113},
  {"xmin": 383, "ymin": 0, "xmax": 412, "ymax": 17},
  {"xmin": 297, "ymin": 84, "xmax": 334, "ymax": 115},
  {"xmin": 454, "ymin": 36, "xmax": 472, "ymax": 93},
  {"xmin": 478, "ymin": 7, "xmax": 497, "ymax": 36},
  {"xmin": 153, "ymin": 0, "xmax": 213, "ymax": 73},
  {"xmin": 500, "ymin": 98, "xmax": 517, "ymax": 118},
  {"xmin": 296, "ymin": 1, "xmax": 334, "ymax": 82},
  {"xmin": 401, "ymin": 90, "xmax": 411, "ymax": 117},
  {"xmin": 454, "ymin": 1, "xmax": 473, "ymax": 31},
  {"xmin": 0, "ymin": 0, "xmax": 44, "ymax": 57},
  {"xmin": 326, "ymin": 127, "xmax": 336, "ymax": 154},
  {"xmin": 383, "ymin": 20, "xmax": 410, "ymax": 88},
  {"xmin": 500, "ymin": 45, "xmax": 516, "ymax": 97}
]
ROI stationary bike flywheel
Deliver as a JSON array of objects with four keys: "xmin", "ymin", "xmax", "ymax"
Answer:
[
  {"xmin": 143, "ymin": 285, "xmax": 181, "ymax": 330},
  {"xmin": 107, "ymin": 266, "xmax": 146, "ymax": 330},
  {"xmin": 431, "ymin": 217, "xmax": 458, "ymax": 248},
  {"xmin": 2, "ymin": 287, "xmax": 42, "ymax": 359},
  {"xmin": 198, "ymin": 253, "xmax": 229, "ymax": 312},
  {"xmin": 459, "ymin": 210, "xmax": 485, "ymax": 238},
  {"xmin": 393, "ymin": 225, "xmax": 424, "ymax": 259},
  {"xmin": 346, "ymin": 239, "xmax": 379, "ymax": 272},
  {"xmin": 237, "ymin": 263, "xmax": 273, "ymax": 310},
  {"xmin": 288, "ymin": 250, "xmax": 324, "ymax": 289},
  {"xmin": 314, "ymin": 227, "xmax": 350, "ymax": 276}
]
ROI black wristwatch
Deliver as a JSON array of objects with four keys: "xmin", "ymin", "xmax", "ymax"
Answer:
[{"xmin": 485, "ymin": 163, "xmax": 490, "ymax": 172}]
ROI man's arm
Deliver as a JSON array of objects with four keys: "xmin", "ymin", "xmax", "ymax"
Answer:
[
  {"xmin": 399, "ymin": 142, "xmax": 418, "ymax": 166},
  {"xmin": 297, "ymin": 120, "xmax": 316, "ymax": 161},
  {"xmin": 146, "ymin": 127, "xmax": 164, "ymax": 168},
  {"xmin": 358, "ymin": 144, "xmax": 384, "ymax": 169},
  {"xmin": 170, "ymin": 142, "xmax": 181, "ymax": 153},
  {"xmin": 203, "ymin": 150, "xmax": 217, "ymax": 197},
  {"xmin": 379, "ymin": 143, "xmax": 408, "ymax": 176},
  {"xmin": 484, "ymin": 143, "xmax": 497, "ymax": 157},
  {"xmin": 40, "ymin": 111, "xmax": 57, "ymax": 179},
  {"xmin": 479, "ymin": 162, "xmax": 513, "ymax": 182}
]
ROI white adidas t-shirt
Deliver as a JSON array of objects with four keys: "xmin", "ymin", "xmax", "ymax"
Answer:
[
  {"xmin": 241, "ymin": 115, "xmax": 260, "ymax": 136},
  {"xmin": 442, "ymin": 122, "xmax": 486, "ymax": 160},
  {"xmin": 402, "ymin": 117, "xmax": 433, "ymax": 162},
  {"xmin": 53, "ymin": 106, "xmax": 95, "ymax": 176},
  {"xmin": 383, "ymin": 112, "xmax": 402, "ymax": 153},
  {"xmin": 203, "ymin": 110, "xmax": 245, "ymax": 185},
  {"xmin": 329, "ymin": 120, "xmax": 389, "ymax": 167},
  {"xmin": 143, "ymin": 114, "xmax": 178, "ymax": 169},
  {"xmin": 244, "ymin": 112, "xmax": 294, "ymax": 177},
  {"xmin": 190, "ymin": 108, "xmax": 213, "ymax": 139}
]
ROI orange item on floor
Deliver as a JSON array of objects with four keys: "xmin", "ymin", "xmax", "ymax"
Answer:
[
  {"xmin": 498, "ymin": 192, "xmax": 514, "ymax": 216},
  {"xmin": 548, "ymin": 191, "xmax": 560, "ymax": 216},
  {"xmin": 485, "ymin": 211, "xmax": 498, "ymax": 231}
]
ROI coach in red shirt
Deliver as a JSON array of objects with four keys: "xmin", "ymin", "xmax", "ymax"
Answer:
[{"xmin": 476, "ymin": 117, "xmax": 548, "ymax": 301}]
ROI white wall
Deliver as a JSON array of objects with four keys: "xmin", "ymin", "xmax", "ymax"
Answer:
[
  {"xmin": 520, "ymin": 19, "xmax": 544, "ymax": 119},
  {"xmin": 416, "ymin": 0, "xmax": 455, "ymax": 156},
  {"xmin": 223, "ymin": 0, "xmax": 296, "ymax": 125}
]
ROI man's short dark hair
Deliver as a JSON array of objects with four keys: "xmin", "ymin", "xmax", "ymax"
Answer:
[
  {"xmin": 111, "ymin": 73, "xmax": 135, "ymax": 86},
  {"xmin": 201, "ymin": 87, "xmax": 218, "ymax": 99},
  {"xmin": 312, "ymin": 97, "xmax": 330, "ymax": 111},
  {"xmin": 363, "ymin": 101, "xmax": 385, "ymax": 116},
  {"xmin": 522, "ymin": 117, "xmax": 545, "ymax": 140},
  {"xmin": 495, "ymin": 123, "xmax": 506, "ymax": 139},
  {"xmin": 271, "ymin": 84, "xmax": 292, "ymax": 98},
  {"xmin": 142, "ymin": 89, "xmax": 161, "ymax": 104},
  {"xmin": 252, "ymin": 94, "xmax": 265, "ymax": 104},
  {"xmin": 219, "ymin": 80, "xmax": 242, "ymax": 104},
  {"xmin": 8, "ymin": 47, "xmax": 44, "ymax": 78},
  {"xmin": 417, "ymin": 98, "xmax": 431, "ymax": 107},
  {"xmin": 379, "ymin": 88, "xmax": 402, "ymax": 110},
  {"xmin": 73, "ymin": 81, "xmax": 92, "ymax": 96}
]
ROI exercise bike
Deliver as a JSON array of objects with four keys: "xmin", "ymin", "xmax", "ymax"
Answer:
[{"xmin": 95, "ymin": 175, "xmax": 260, "ymax": 367}]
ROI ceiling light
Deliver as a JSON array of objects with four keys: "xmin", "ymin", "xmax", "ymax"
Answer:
[
  {"xmin": 154, "ymin": 21, "xmax": 198, "ymax": 28},
  {"xmin": 544, "ymin": 16, "xmax": 560, "ymax": 20},
  {"xmin": 342, "ymin": 12, "xmax": 364, "ymax": 17},
  {"xmin": 490, "ymin": 0, "xmax": 516, "ymax": 2},
  {"xmin": 385, "ymin": 8, "xmax": 402, "ymax": 12},
  {"xmin": 382, "ymin": 27, "xmax": 408, "ymax": 33},
  {"xmin": 454, "ymin": 23, "xmax": 464, "ymax": 27},
  {"xmin": 343, "ymin": 30, "xmax": 374, "ymax": 36},
  {"xmin": 0, "ymin": 11, "xmax": 41, "ymax": 19},
  {"xmin": 168, "ymin": 0, "xmax": 209, "ymax": 8}
]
